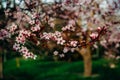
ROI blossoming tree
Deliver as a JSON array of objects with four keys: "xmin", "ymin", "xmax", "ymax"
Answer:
[{"xmin": 0, "ymin": 0, "xmax": 120, "ymax": 77}]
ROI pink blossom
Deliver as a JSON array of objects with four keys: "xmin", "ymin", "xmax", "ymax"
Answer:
[
  {"xmin": 16, "ymin": 36, "xmax": 26, "ymax": 44},
  {"xmin": 54, "ymin": 31, "xmax": 62, "ymax": 38},
  {"xmin": 29, "ymin": 20, "xmax": 35, "ymax": 25},
  {"xmin": 41, "ymin": 31, "xmax": 62, "ymax": 41},
  {"xmin": 49, "ymin": 23, "xmax": 55, "ymax": 28},
  {"xmin": 68, "ymin": 19, "xmax": 76, "ymax": 26},
  {"xmin": 31, "ymin": 25, "xmax": 40, "ymax": 32},
  {"xmin": 31, "ymin": 13, "xmax": 38, "ymax": 19},
  {"xmin": 53, "ymin": 51, "xmax": 59, "ymax": 55},
  {"xmin": 19, "ymin": 46, "xmax": 29, "ymax": 54},
  {"xmin": 0, "ymin": 29, "xmax": 10, "ymax": 40},
  {"xmin": 62, "ymin": 25, "xmax": 75, "ymax": 31},
  {"xmin": 57, "ymin": 37, "xmax": 66, "ymax": 45},
  {"xmin": 59, "ymin": 54, "xmax": 65, "ymax": 58},
  {"xmin": 41, "ymin": 32, "xmax": 52, "ymax": 40},
  {"xmin": 116, "ymin": 56, "xmax": 120, "ymax": 60},
  {"xmin": 97, "ymin": 27, "xmax": 102, "ymax": 31},
  {"xmin": 70, "ymin": 41, "xmax": 78, "ymax": 47},
  {"xmin": 13, "ymin": 43, "xmax": 20, "ymax": 51},
  {"xmin": 19, "ymin": 30, "xmax": 31, "ymax": 38},
  {"xmin": 7, "ymin": 23, "xmax": 17, "ymax": 33},
  {"xmin": 23, "ymin": 52, "xmax": 37, "ymax": 59},
  {"xmin": 63, "ymin": 47, "xmax": 69, "ymax": 53},
  {"xmin": 90, "ymin": 33, "xmax": 98, "ymax": 40}
]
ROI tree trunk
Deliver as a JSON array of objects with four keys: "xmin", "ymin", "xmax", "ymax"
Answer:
[
  {"xmin": 16, "ymin": 57, "xmax": 20, "ymax": 68},
  {"xmin": 83, "ymin": 49, "xmax": 92, "ymax": 77},
  {"xmin": 0, "ymin": 47, "xmax": 3, "ymax": 79},
  {"xmin": 78, "ymin": 46, "xmax": 92, "ymax": 77},
  {"xmin": 0, "ymin": 57, "xmax": 2, "ymax": 78}
]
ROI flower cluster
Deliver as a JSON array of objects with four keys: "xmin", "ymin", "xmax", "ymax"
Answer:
[
  {"xmin": 53, "ymin": 51, "xmax": 59, "ymax": 55},
  {"xmin": 16, "ymin": 36, "xmax": 26, "ymax": 44},
  {"xmin": 63, "ymin": 47, "xmax": 69, "ymax": 53},
  {"xmin": 53, "ymin": 47, "xmax": 76, "ymax": 58},
  {"xmin": 29, "ymin": 20, "xmax": 35, "ymax": 25},
  {"xmin": 40, "ymin": 31, "xmax": 66, "ymax": 45},
  {"xmin": 90, "ymin": 33, "xmax": 98, "ymax": 40},
  {"xmin": 0, "ymin": 29, "xmax": 10, "ymax": 40},
  {"xmin": 13, "ymin": 43, "xmax": 20, "ymax": 51},
  {"xmin": 69, "ymin": 40, "xmax": 78, "ymax": 47},
  {"xmin": 7, "ymin": 23, "xmax": 17, "ymax": 34},
  {"xmin": 12, "ymin": 28, "xmax": 37, "ymax": 59},
  {"xmin": 48, "ymin": 18, "xmax": 55, "ymax": 28},
  {"xmin": 62, "ymin": 25, "xmax": 75, "ymax": 31},
  {"xmin": 40, "ymin": 32, "xmax": 54, "ymax": 40},
  {"xmin": 16, "ymin": 30, "xmax": 31, "ymax": 44},
  {"xmin": 56, "ymin": 37, "xmax": 66, "ymax": 45},
  {"xmin": 53, "ymin": 50, "xmax": 65, "ymax": 58},
  {"xmin": 19, "ymin": 46, "xmax": 37, "ymax": 59},
  {"xmin": 13, "ymin": 43, "xmax": 36, "ymax": 59},
  {"xmin": 31, "ymin": 24, "xmax": 41, "ymax": 32}
]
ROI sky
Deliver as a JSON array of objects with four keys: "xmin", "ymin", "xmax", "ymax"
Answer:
[{"xmin": 42, "ymin": 0, "xmax": 55, "ymax": 3}]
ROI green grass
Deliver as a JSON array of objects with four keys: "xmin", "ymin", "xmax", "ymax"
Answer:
[{"xmin": 3, "ymin": 58, "xmax": 120, "ymax": 80}]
